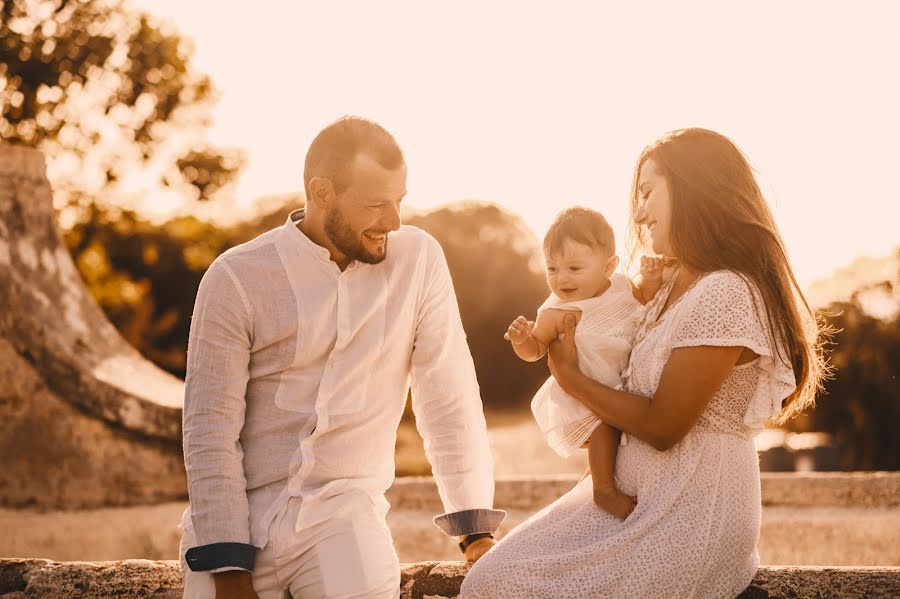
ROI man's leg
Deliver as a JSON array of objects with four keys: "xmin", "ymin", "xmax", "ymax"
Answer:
[{"xmin": 277, "ymin": 494, "xmax": 400, "ymax": 599}]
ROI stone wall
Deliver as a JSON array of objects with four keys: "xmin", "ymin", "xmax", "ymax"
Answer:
[
  {"xmin": 4, "ymin": 473, "xmax": 899, "ymax": 566},
  {"xmin": 1, "ymin": 559, "xmax": 898, "ymax": 598},
  {"xmin": 386, "ymin": 472, "xmax": 900, "ymax": 511}
]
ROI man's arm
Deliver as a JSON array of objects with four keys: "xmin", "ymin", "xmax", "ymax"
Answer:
[
  {"xmin": 182, "ymin": 261, "xmax": 257, "ymax": 573},
  {"xmin": 409, "ymin": 236, "xmax": 505, "ymax": 547}
]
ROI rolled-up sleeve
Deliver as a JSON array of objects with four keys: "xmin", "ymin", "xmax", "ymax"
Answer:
[
  {"xmin": 409, "ymin": 236, "xmax": 505, "ymax": 536},
  {"xmin": 182, "ymin": 260, "xmax": 257, "ymax": 570}
]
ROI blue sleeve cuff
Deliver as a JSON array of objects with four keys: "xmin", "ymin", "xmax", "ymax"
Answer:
[
  {"xmin": 185, "ymin": 542, "xmax": 258, "ymax": 572},
  {"xmin": 433, "ymin": 508, "xmax": 506, "ymax": 536}
]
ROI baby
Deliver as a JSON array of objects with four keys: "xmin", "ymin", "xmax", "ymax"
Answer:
[{"xmin": 505, "ymin": 207, "xmax": 663, "ymax": 519}]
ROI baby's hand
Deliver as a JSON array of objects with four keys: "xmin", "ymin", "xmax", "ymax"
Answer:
[
  {"xmin": 504, "ymin": 316, "xmax": 534, "ymax": 346},
  {"xmin": 640, "ymin": 255, "xmax": 664, "ymax": 282}
]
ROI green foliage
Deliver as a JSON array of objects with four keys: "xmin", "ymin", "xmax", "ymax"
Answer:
[
  {"xmin": 63, "ymin": 200, "xmax": 234, "ymax": 372},
  {"xmin": 0, "ymin": 0, "xmax": 243, "ymax": 206}
]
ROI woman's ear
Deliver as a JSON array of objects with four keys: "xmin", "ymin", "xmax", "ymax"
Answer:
[
  {"xmin": 307, "ymin": 177, "xmax": 334, "ymax": 210},
  {"xmin": 605, "ymin": 254, "xmax": 620, "ymax": 277}
]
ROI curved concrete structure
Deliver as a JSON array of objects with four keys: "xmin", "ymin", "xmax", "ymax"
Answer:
[{"xmin": 0, "ymin": 145, "xmax": 185, "ymax": 508}]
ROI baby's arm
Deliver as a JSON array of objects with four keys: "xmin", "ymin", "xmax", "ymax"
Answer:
[
  {"xmin": 506, "ymin": 308, "xmax": 579, "ymax": 362},
  {"xmin": 506, "ymin": 316, "xmax": 544, "ymax": 362},
  {"xmin": 633, "ymin": 255, "xmax": 665, "ymax": 304}
]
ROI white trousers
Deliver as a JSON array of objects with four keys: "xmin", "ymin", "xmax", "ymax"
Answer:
[{"xmin": 180, "ymin": 493, "xmax": 400, "ymax": 599}]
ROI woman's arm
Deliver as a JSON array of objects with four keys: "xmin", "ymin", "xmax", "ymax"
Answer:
[{"xmin": 548, "ymin": 314, "xmax": 743, "ymax": 451}]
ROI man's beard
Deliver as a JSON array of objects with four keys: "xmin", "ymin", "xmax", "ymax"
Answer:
[{"xmin": 324, "ymin": 206, "xmax": 388, "ymax": 265}]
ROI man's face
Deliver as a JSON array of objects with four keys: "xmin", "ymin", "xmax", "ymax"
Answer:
[{"xmin": 325, "ymin": 153, "xmax": 407, "ymax": 265}]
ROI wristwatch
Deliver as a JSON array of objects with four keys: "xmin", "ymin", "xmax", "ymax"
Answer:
[{"xmin": 459, "ymin": 532, "xmax": 494, "ymax": 553}]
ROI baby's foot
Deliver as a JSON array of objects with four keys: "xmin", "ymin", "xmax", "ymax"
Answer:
[{"xmin": 593, "ymin": 483, "xmax": 637, "ymax": 520}]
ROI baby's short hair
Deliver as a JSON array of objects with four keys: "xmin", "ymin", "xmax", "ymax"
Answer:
[{"xmin": 543, "ymin": 206, "xmax": 615, "ymax": 257}]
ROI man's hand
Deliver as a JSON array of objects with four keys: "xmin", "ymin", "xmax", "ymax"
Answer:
[
  {"xmin": 504, "ymin": 316, "xmax": 534, "ymax": 346},
  {"xmin": 463, "ymin": 537, "xmax": 496, "ymax": 563},
  {"xmin": 213, "ymin": 570, "xmax": 259, "ymax": 599}
]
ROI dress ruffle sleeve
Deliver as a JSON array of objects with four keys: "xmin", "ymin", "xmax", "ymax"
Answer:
[{"xmin": 670, "ymin": 271, "xmax": 797, "ymax": 429}]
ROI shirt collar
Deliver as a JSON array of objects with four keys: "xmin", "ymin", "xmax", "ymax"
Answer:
[{"xmin": 284, "ymin": 208, "xmax": 359, "ymax": 270}]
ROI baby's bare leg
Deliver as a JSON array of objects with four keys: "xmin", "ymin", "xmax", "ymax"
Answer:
[{"xmin": 588, "ymin": 423, "xmax": 636, "ymax": 520}]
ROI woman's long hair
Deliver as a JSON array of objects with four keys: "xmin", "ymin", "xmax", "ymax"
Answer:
[{"xmin": 628, "ymin": 128, "xmax": 830, "ymax": 423}]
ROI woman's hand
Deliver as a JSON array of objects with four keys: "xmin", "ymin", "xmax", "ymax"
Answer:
[{"xmin": 548, "ymin": 313, "xmax": 584, "ymax": 395}]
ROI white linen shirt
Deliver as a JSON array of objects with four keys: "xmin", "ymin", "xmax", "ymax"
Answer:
[{"xmin": 182, "ymin": 210, "xmax": 499, "ymax": 559}]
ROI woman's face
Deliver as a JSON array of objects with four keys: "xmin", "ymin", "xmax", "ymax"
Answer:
[{"xmin": 635, "ymin": 157, "xmax": 674, "ymax": 256}]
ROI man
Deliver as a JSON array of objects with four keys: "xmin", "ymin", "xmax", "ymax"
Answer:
[{"xmin": 179, "ymin": 116, "xmax": 504, "ymax": 599}]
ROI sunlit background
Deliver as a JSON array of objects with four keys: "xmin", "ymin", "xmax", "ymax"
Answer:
[
  {"xmin": 1, "ymin": 0, "xmax": 898, "ymax": 568},
  {"xmin": 127, "ymin": 0, "xmax": 900, "ymax": 290}
]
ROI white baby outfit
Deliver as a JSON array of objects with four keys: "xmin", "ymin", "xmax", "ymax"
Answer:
[{"xmin": 530, "ymin": 273, "xmax": 644, "ymax": 458}]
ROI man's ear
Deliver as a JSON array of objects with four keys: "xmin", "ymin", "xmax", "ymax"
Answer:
[
  {"xmin": 308, "ymin": 177, "xmax": 334, "ymax": 209},
  {"xmin": 605, "ymin": 254, "xmax": 620, "ymax": 277}
]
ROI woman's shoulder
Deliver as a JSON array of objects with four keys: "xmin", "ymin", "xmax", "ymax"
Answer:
[
  {"xmin": 675, "ymin": 270, "xmax": 763, "ymax": 325},
  {"xmin": 691, "ymin": 269, "xmax": 757, "ymax": 301},
  {"xmin": 697, "ymin": 269, "xmax": 750, "ymax": 287}
]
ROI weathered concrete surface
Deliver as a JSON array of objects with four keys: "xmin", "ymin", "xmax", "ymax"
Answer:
[
  {"xmin": 386, "ymin": 472, "xmax": 900, "ymax": 512},
  {"xmin": 4, "ymin": 474, "xmax": 899, "ymax": 566},
  {"xmin": 0, "ymin": 559, "xmax": 182, "ymax": 599},
  {"xmin": 5, "ymin": 502, "xmax": 899, "ymax": 567},
  {"xmin": 760, "ymin": 471, "xmax": 900, "ymax": 508},
  {"xmin": 0, "ymin": 145, "xmax": 185, "ymax": 509},
  {"xmin": 380, "ymin": 474, "xmax": 900, "ymax": 565},
  {"xmin": 1, "ymin": 560, "xmax": 898, "ymax": 599},
  {"xmin": 0, "ymin": 340, "xmax": 186, "ymax": 509},
  {"xmin": 741, "ymin": 566, "xmax": 900, "ymax": 599}
]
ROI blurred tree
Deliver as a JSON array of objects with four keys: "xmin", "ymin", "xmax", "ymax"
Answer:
[
  {"xmin": 407, "ymin": 202, "xmax": 550, "ymax": 411},
  {"xmin": 63, "ymin": 199, "xmax": 234, "ymax": 373},
  {"xmin": 786, "ymin": 275, "xmax": 900, "ymax": 471},
  {"xmin": 3, "ymin": 0, "xmax": 245, "ymax": 373},
  {"xmin": 0, "ymin": 0, "xmax": 243, "ymax": 211}
]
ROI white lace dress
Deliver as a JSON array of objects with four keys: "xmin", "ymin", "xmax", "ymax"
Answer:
[
  {"xmin": 462, "ymin": 270, "xmax": 797, "ymax": 599},
  {"xmin": 530, "ymin": 274, "xmax": 643, "ymax": 458}
]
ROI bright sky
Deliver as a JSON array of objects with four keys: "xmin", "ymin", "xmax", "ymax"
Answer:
[{"xmin": 132, "ymin": 0, "xmax": 899, "ymax": 288}]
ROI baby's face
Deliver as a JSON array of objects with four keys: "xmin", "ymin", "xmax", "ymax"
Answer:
[{"xmin": 544, "ymin": 239, "xmax": 613, "ymax": 301}]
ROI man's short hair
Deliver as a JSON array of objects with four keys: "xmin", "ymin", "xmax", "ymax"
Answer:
[
  {"xmin": 304, "ymin": 116, "xmax": 404, "ymax": 198},
  {"xmin": 543, "ymin": 206, "xmax": 616, "ymax": 257}
]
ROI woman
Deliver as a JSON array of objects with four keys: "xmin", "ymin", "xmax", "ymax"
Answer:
[{"xmin": 461, "ymin": 128, "xmax": 829, "ymax": 598}]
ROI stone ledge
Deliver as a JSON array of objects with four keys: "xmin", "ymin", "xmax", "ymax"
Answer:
[
  {"xmin": 2, "ymin": 559, "xmax": 898, "ymax": 599},
  {"xmin": 386, "ymin": 472, "xmax": 900, "ymax": 512}
]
